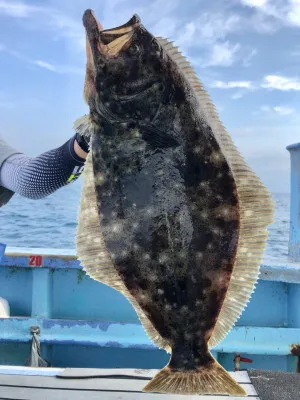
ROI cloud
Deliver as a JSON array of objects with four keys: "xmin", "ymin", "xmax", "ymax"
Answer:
[
  {"xmin": 210, "ymin": 79, "xmax": 254, "ymax": 99},
  {"xmin": 287, "ymin": 0, "xmax": 300, "ymax": 27},
  {"xmin": 3, "ymin": 47, "xmax": 84, "ymax": 75},
  {"xmin": 241, "ymin": 0, "xmax": 300, "ymax": 29},
  {"xmin": 260, "ymin": 105, "xmax": 295, "ymax": 115},
  {"xmin": 0, "ymin": 1, "xmax": 84, "ymax": 52},
  {"xmin": 213, "ymin": 75, "xmax": 300, "ymax": 93},
  {"xmin": 231, "ymin": 91, "xmax": 246, "ymax": 99},
  {"xmin": 202, "ymin": 42, "xmax": 241, "ymax": 67},
  {"xmin": 274, "ymin": 106, "xmax": 295, "ymax": 115},
  {"xmin": 262, "ymin": 75, "xmax": 300, "ymax": 90},
  {"xmin": 0, "ymin": 0, "xmax": 40, "ymax": 18},
  {"xmin": 241, "ymin": 0, "xmax": 267, "ymax": 8},
  {"xmin": 242, "ymin": 48, "xmax": 257, "ymax": 67},
  {"xmin": 33, "ymin": 60, "xmax": 56, "ymax": 72},
  {"xmin": 210, "ymin": 80, "xmax": 253, "ymax": 89},
  {"xmin": 192, "ymin": 13, "xmax": 240, "ymax": 45},
  {"xmin": 32, "ymin": 60, "xmax": 84, "ymax": 74}
]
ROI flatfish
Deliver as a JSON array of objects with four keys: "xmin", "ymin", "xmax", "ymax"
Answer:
[{"xmin": 75, "ymin": 9, "xmax": 274, "ymax": 396}]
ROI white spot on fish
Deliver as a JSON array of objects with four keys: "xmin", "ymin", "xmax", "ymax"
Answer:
[
  {"xmin": 200, "ymin": 181, "xmax": 209, "ymax": 188},
  {"xmin": 149, "ymin": 274, "xmax": 158, "ymax": 282},
  {"xmin": 143, "ymin": 253, "xmax": 151, "ymax": 260},
  {"xmin": 146, "ymin": 207, "xmax": 153, "ymax": 215},
  {"xmin": 157, "ymin": 289, "xmax": 164, "ymax": 295},
  {"xmin": 111, "ymin": 222, "xmax": 123, "ymax": 233},
  {"xmin": 196, "ymin": 252, "xmax": 203, "ymax": 259},
  {"xmin": 222, "ymin": 207, "xmax": 230, "ymax": 217},
  {"xmin": 200, "ymin": 211, "xmax": 208, "ymax": 219},
  {"xmin": 212, "ymin": 227, "xmax": 222, "ymax": 235},
  {"xmin": 165, "ymin": 304, "xmax": 172, "ymax": 311},
  {"xmin": 180, "ymin": 306, "xmax": 188, "ymax": 314},
  {"xmin": 210, "ymin": 151, "xmax": 223, "ymax": 164},
  {"xmin": 132, "ymin": 222, "xmax": 139, "ymax": 229},
  {"xmin": 96, "ymin": 173, "xmax": 106, "ymax": 185},
  {"xmin": 245, "ymin": 210, "xmax": 253, "ymax": 217},
  {"xmin": 159, "ymin": 253, "xmax": 169, "ymax": 264},
  {"xmin": 194, "ymin": 146, "xmax": 201, "ymax": 154},
  {"xmin": 132, "ymin": 130, "xmax": 141, "ymax": 138},
  {"xmin": 217, "ymin": 172, "xmax": 223, "ymax": 178}
]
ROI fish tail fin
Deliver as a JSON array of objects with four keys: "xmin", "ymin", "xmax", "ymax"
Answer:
[{"xmin": 143, "ymin": 353, "xmax": 246, "ymax": 396}]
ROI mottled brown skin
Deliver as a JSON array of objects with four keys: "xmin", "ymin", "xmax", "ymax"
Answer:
[{"xmin": 84, "ymin": 10, "xmax": 240, "ymax": 372}]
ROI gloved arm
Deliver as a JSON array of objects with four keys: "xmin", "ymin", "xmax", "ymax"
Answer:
[{"xmin": 0, "ymin": 133, "xmax": 90, "ymax": 200}]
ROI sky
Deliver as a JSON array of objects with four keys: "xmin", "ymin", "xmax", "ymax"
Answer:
[{"xmin": 0, "ymin": 0, "xmax": 299, "ymax": 193}]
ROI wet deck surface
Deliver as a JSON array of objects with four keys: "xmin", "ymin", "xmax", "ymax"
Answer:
[{"xmin": 0, "ymin": 367, "xmax": 258, "ymax": 399}]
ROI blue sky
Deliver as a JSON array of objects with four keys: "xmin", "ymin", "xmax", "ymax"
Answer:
[{"xmin": 0, "ymin": 0, "xmax": 299, "ymax": 193}]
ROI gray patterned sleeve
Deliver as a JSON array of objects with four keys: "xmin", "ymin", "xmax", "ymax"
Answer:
[{"xmin": 0, "ymin": 135, "xmax": 86, "ymax": 200}]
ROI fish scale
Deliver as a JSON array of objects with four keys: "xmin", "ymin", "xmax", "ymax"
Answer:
[{"xmin": 75, "ymin": 8, "xmax": 274, "ymax": 397}]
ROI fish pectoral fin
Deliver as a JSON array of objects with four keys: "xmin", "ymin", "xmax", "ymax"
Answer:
[
  {"xmin": 140, "ymin": 124, "xmax": 179, "ymax": 149},
  {"xmin": 73, "ymin": 114, "xmax": 96, "ymax": 138},
  {"xmin": 143, "ymin": 352, "xmax": 246, "ymax": 396}
]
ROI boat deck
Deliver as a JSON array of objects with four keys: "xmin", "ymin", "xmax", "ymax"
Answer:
[
  {"xmin": 1, "ymin": 366, "xmax": 300, "ymax": 399},
  {"xmin": 0, "ymin": 367, "xmax": 259, "ymax": 399}
]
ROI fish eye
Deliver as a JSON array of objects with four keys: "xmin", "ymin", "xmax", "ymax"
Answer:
[{"xmin": 128, "ymin": 43, "xmax": 140, "ymax": 55}]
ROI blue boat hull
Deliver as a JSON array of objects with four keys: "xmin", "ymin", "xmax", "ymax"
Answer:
[{"xmin": 1, "ymin": 247, "xmax": 300, "ymax": 373}]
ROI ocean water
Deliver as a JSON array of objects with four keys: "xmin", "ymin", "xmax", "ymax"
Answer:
[{"xmin": 0, "ymin": 179, "xmax": 291, "ymax": 262}]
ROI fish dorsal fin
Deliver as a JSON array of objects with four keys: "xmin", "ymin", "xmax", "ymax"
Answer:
[
  {"xmin": 75, "ymin": 119, "xmax": 171, "ymax": 353},
  {"xmin": 156, "ymin": 37, "xmax": 275, "ymax": 347}
]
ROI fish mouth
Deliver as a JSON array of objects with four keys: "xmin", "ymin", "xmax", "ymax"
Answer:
[{"xmin": 83, "ymin": 9, "xmax": 141, "ymax": 57}]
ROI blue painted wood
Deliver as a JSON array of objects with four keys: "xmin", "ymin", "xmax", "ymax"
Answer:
[
  {"xmin": 2, "ymin": 248, "xmax": 80, "ymax": 269},
  {"xmin": 1, "ymin": 247, "xmax": 300, "ymax": 372},
  {"xmin": 31, "ymin": 269, "xmax": 51, "ymax": 319},
  {"xmin": 0, "ymin": 317, "xmax": 299, "ymax": 356},
  {"xmin": 0, "ymin": 243, "xmax": 6, "ymax": 264},
  {"xmin": 287, "ymin": 142, "xmax": 300, "ymax": 261}
]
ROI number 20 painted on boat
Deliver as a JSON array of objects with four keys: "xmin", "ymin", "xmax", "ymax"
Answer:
[{"xmin": 28, "ymin": 255, "xmax": 43, "ymax": 267}]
